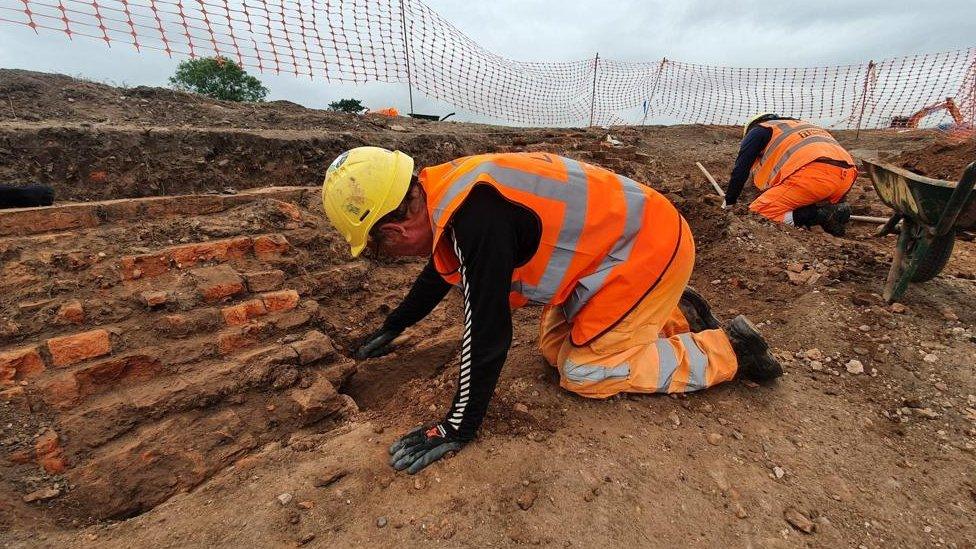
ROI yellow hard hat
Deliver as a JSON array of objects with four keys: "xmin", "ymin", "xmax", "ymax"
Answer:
[
  {"xmin": 743, "ymin": 112, "xmax": 777, "ymax": 137},
  {"xmin": 322, "ymin": 147, "xmax": 414, "ymax": 257}
]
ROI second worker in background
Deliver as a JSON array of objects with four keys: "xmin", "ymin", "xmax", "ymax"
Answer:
[{"xmin": 723, "ymin": 113, "xmax": 858, "ymax": 236}]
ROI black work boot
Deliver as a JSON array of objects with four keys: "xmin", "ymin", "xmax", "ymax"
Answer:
[
  {"xmin": 678, "ymin": 286, "xmax": 721, "ymax": 332},
  {"xmin": 727, "ymin": 315, "xmax": 783, "ymax": 382},
  {"xmin": 815, "ymin": 203, "xmax": 851, "ymax": 237}
]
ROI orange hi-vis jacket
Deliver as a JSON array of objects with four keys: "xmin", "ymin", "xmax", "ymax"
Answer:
[
  {"xmin": 751, "ymin": 119, "xmax": 854, "ymax": 190},
  {"xmin": 418, "ymin": 152, "xmax": 686, "ymax": 346}
]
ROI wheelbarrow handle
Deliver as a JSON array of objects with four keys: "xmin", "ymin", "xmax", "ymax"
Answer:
[
  {"xmin": 933, "ymin": 161, "xmax": 976, "ymax": 237},
  {"xmin": 874, "ymin": 213, "xmax": 903, "ymax": 237}
]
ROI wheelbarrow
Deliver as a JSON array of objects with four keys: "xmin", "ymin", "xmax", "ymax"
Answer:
[{"xmin": 862, "ymin": 158, "xmax": 976, "ymax": 303}]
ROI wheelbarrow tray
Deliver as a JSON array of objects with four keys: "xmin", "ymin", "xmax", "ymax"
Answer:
[
  {"xmin": 862, "ymin": 158, "xmax": 976, "ymax": 230},
  {"xmin": 861, "ymin": 158, "xmax": 976, "ymax": 303}
]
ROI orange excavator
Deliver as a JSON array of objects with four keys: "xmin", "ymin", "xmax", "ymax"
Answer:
[{"xmin": 890, "ymin": 97, "xmax": 967, "ymax": 128}]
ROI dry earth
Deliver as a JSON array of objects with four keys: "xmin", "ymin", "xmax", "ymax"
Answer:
[{"xmin": 0, "ymin": 69, "xmax": 974, "ymax": 548}]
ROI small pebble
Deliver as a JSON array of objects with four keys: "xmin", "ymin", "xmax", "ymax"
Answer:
[{"xmin": 376, "ymin": 516, "xmax": 388, "ymax": 528}]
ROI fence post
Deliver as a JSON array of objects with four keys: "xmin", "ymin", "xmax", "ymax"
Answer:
[
  {"xmin": 399, "ymin": 0, "xmax": 415, "ymax": 115},
  {"xmin": 641, "ymin": 57, "xmax": 667, "ymax": 125},
  {"xmin": 854, "ymin": 60, "xmax": 876, "ymax": 139},
  {"xmin": 588, "ymin": 52, "xmax": 599, "ymax": 127},
  {"xmin": 968, "ymin": 58, "xmax": 976, "ymax": 127}
]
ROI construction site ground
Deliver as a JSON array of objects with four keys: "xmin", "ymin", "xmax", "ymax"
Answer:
[{"xmin": 0, "ymin": 69, "xmax": 974, "ymax": 548}]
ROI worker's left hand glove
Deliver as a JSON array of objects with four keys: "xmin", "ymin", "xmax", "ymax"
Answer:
[
  {"xmin": 389, "ymin": 423, "xmax": 466, "ymax": 474},
  {"xmin": 354, "ymin": 327, "xmax": 401, "ymax": 359}
]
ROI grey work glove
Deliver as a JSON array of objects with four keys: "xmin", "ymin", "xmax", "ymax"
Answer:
[
  {"xmin": 389, "ymin": 423, "xmax": 466, "ymax": 475},
  {"xmin": 354, "ymin": 327, "xmax": 401, "ymax": 359}
]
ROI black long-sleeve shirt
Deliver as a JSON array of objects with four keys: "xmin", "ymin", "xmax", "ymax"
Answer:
[
  {"xmin": 383, "ymin": 185, "xmax": 541, "ymax": 440},
  {"xmin": 724, "ymin": 125, "xmax": 772, "ymax": 205}
]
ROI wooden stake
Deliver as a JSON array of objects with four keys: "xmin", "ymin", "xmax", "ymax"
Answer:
[
  {"xmin": 851, "ymin": 215, "xmax": 889, "ymax": 224},
  {"xmin": 695, "ymin": 162, "xmax": 725, "ymax": 197}
]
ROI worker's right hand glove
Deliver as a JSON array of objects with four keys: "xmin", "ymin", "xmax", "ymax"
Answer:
[{"xmin": 354, "ymin": 327, "xmax": 401, "ymax": 359}]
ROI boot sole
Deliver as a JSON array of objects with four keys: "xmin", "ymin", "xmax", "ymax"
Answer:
[
  {"xmin": 729, "ymin": 315, "xmax": 784, "ymax": 381},
  {"xmin": 728, "ymin": 315, "xmax": 769, "ymax": 355}
]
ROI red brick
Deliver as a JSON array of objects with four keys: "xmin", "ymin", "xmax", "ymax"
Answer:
[
  {"xmin": 170, "ymin": 236, "xmax": 253, "ymax": 268},
  {"xmin": 156, "ymin": 309, "xmax": 220, "ymax": 338},
  {"xmin": 139, "ymin": 290, "xmax": 169, "ymax": 307},
  {"xmin": 0, "ymin": 204, "xmax": 100, "ymax": 237},
  {"xmin": 217, "ymin": 325, "xmax": 263, "ymax": 354},
  {"xmin": 54, "ymin": 300, "xmax": 85, "ymax": 325},
  {"xmin": 39, "ymin": 373, "xmax": 80, "ymax": 409},
  {"xmin": 275, "ymin": 201, "xmax": 302, "ymax": 222},
  {"xmin": 193, "ymin": 265, "xmax": 246, "ymax": 302},
  {"xmin": 253, "ymin": 234, "xmax": 291, "ymax": 259},
  {"xmin": 243, "ymin": 270, "xmax": 285, "ymax": 292},
  {"xmin": 73, "ymin": 354, "xmax": 163, "ymax": 398},
  {"xmin": 262, "ymin": 289, "xmax": 300, "ymax": 313},
  {"xmin": 221, "ymin": 299, "xmax": 268, "ymax": 326},
  {"xmin": 290, "ymin": 330, "xmax": 338, "ymax": 365},
  {"xmin": 119, "ymin": 251, "xmax": 171, "ymax": 280},
  {"xmin": 47, "ymin": 329, "xmax": 112, "ymax": 367},
  {"xmin": 159, "ymin": 314, "xmax": 187, "ymax": 331},
  {"xmin": 0, "ymin": 346, "xmax": 45, "ymax": 384},
  {"xmin": 288, "ymin": 378, "xmax": 343, "ymax": 427},
  {"xmin": 34, "ymin": 429, "xmax": 67, "ymax": 474}
]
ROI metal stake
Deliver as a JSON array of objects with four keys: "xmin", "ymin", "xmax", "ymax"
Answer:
[
  {"xmin": 589, "ymin": 52, "xmax": 599, "ymax": 127},
  {"xmin": 399, "ymin": 0, "xmax": 414, "ymax": 115}
]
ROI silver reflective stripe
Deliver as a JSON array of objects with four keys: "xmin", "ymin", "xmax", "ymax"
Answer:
[
  {"xmin": 751, "ymin": 121, "xmax": 818, "ymax": 180},
  {"xmin": 563, "ymin": 359, "xmax": 630, "ymax": 384},
  {"xmin": 678, "ymin": 333, "xmax": 708, "ymax": 391},
  {"xmin": 758, "ymin": 122, "xmax": 818, "ymax": 166},
  {"xmin": 655, "ymin": 338, "xmax": 679, "ymax": 392},
  {"xmin": 768, "ymin": 136, "xmax": 841, "ymax": 182},
  {"xmin": 431, "ymin": 155, "xmax": 590, "ymax": 304},
  {"xmin": 562, "ymin": 173, "xmax": 647, "ymax": 319}
]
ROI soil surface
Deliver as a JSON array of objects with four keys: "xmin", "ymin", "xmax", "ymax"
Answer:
[
  {"xmin": 1, "ymin": 70, "xmax": 974, "ymax": 549},
  {"xmin": 894, "ymin": 137, "xmax": 976, "ymax": 180}
]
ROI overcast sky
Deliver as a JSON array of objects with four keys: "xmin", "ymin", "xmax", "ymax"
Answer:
[{"xmin": 0, "ymin": 0, "xmax": 973, "ymax": 124}]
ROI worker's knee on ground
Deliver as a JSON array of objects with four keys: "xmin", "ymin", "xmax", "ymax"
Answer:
[
  {"xmin": 749, "ymin": 196, "xmax": 788, "ymax": 222},
  {"xmin": 538, "ymin": 307, "xmax": 569, "ymax": 367}
]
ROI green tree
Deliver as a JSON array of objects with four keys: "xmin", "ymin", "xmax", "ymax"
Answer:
[
  {"xmin": 169, "ymin": 56, "xmax": 268, "ymax": 102},
  {"xmin": 328, "ymin": 98, "xmax": 367, "ymax": 114}
]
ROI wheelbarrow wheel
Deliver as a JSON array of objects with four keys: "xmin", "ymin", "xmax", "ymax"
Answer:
[{"xmin": 910, "ymin": 232, "xmax": 955, "ymax": 282}]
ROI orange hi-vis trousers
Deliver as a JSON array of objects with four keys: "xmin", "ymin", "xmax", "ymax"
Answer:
[
  {"xmin": 538, "ymin": 221, "xmax": 739, "ymax": 399},
  {"xmin": 749, "ymin": 161, "xmax": 857, "ymax": 224}
]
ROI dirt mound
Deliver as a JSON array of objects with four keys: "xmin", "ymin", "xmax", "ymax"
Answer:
[
  {"xmin": 894, "ymin": 136, "xmax": 976, "ymax": 180},
  {"xmin": 0, "ymin": 70, "xmax": 974, "ymax": 547},
  {"xmin": 0, "ymin": 68, "xmax": 366, "ymax": 131}
]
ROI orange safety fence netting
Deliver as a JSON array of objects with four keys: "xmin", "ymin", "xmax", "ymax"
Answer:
[{"xmin": 2, "ymin": 0, "xmax": 975, "ymax": 129}]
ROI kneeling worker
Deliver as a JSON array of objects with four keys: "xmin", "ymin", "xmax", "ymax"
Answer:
[
  {"xmin": 723, "ymin": 113, "xmax": 857, "ymax": 235},
  {"xmin": 322, "ymin": 147, "xmax": 783, "ymax": 474}
]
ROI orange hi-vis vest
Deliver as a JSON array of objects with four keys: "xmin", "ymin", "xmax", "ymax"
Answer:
[
  {"xmin": 418, "ymin": 153, "xmax": 686, "ymax": 346},
  {"xmin": 751, "ymin": 119, "xmax": 854, "ymax": 190}
]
